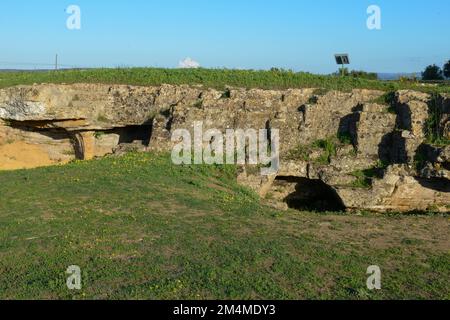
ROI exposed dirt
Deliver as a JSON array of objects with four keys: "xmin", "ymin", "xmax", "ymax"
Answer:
[{"xmin": 0, "ymin": 141, "xmax": 64, "ymax": 170}]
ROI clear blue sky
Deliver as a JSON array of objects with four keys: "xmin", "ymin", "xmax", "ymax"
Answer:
[{"xmin": 0, "ymin": 0, "xmax": 448, "ymax": 73}]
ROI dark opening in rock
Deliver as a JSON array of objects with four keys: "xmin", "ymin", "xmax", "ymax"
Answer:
[
  {"xmin": 114, "ymin": 125, "xmax": 153, "ymax": 146},
  {"xmin": 415, "ymin": 177, "xmax": 450, "ymax": 193},
  {"xmin": 6, "ymin": 120, "xmax": 73, "ymax": 141},
  {"xmin": 275, "ymin": 176, "xmax": 346, "ymax": 212}
]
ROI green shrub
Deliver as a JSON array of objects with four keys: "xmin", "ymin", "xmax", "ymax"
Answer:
[
  {"xmin": 312, "ymin": 138, "xmax": 337, "ymax": 162},
  {"xmin": 349, "ymin": 162, "xmax": 387, "ymax": 188},
  {"xmin": 350, "ymin": 170, "xmax": 372, "ymax": 188},
  {"xmin": 349, "ymin": 70, "xmax": 378, "ymax": 80},
  {"xmin": 287, "ymin": 138, "xmax": 336, "ymax": 164},
  {"xmin": 370, "ymin": 91, "xmax": 396, "ymax": 106},
  {"xmin": 286, "ymin": 144, "xmax": 311, "ymax": 161}
]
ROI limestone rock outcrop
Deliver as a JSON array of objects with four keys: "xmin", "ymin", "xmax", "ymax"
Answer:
[{"xmin": 0, "ymin": 84, "xmax": 448, "ymax": 213}]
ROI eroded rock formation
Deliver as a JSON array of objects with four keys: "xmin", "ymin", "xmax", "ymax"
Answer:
[{"xmin": 0, "ymin": 84, "xmax": 448, "ymax": 213}]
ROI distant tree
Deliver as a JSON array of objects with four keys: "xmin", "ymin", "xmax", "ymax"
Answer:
[
  {"xmin": 269, "ymin": 67, "xmax": 294, "ymax": 74},
  {"xmin": 444, "ymin": 60, "xmax": 450, "ymax": 79},
  {"xmin": 422, "ymin": 64, "xmax": 444, "ymax": 80},
  {"xmin": 349, "ymin": 70, "xmax": 378, "ymax": 80},
  {"xmin": 332, "ymin": 69, "xmax": 378, "ymax": 80},
  {"xmin": 399, "ymin": 75, "xmax": 418, "ymax": 83}
]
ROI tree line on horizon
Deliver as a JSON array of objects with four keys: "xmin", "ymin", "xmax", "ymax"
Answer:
[
  {"xmin": 336, "ymin": 60, "xmax": 450, "ymax": 81},
  {"xmin": 422, "ymin": 60, "xmax": 450, "ymax": 81}
]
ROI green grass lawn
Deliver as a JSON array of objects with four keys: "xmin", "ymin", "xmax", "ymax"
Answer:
[
  {"xmin": 0, "ymin": 153, "xmax": 449, "ymax": 300},
  {"xmin": 1, "ymin": 68, "xmax": 449, "ymax": 94}
]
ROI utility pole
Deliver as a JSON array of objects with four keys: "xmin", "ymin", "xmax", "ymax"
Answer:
[{"xmin": 55, "ymin": 54, "xmax": 58, "ymax": 71}]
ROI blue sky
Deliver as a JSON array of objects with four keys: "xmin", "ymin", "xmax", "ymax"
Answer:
[{"xmin": 0, "ymin": 0, "xmax": 448, "ymax": 73}]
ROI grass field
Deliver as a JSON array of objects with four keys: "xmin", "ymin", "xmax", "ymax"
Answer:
[
  {"xmin": 0, "ymin": 153, "xmax": 448, "ymax": 300},
  {"xmin": 1, "ymin": 68, "xmax": 450, "ymax": 94}
]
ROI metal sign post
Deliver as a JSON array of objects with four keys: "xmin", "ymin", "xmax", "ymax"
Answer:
[{"xmin": 334, "ymin": 54, "xmax": 350, "ymax": 76}]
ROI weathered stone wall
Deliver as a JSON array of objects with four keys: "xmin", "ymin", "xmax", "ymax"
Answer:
[{"xmin": 0, "ymin": 84, "xmax": 448, "ymax": 212}]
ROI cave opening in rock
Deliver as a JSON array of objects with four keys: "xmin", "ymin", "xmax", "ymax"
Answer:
[
  {"xmin": 114, "ymin": 124, "xmax": 153, "ymax": 146},
  {"xmin": 0, "ymin": 120, "xmax": 78, "ymax": 169},
  {"xmin": 275, "ymin": 176, "xmax": 346, "ymax": 212}
]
